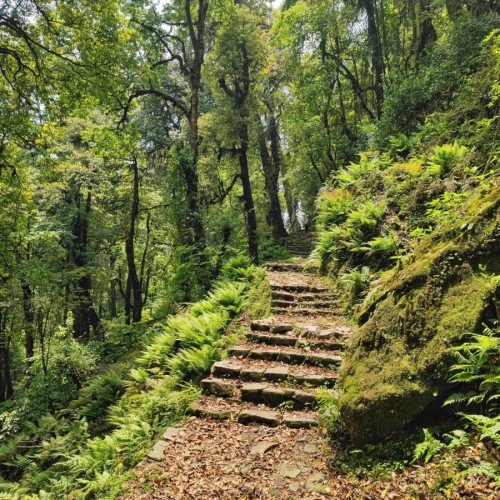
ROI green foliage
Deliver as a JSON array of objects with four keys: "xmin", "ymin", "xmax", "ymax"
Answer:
[
  {"xmin": 412, "ymin": 429, "xmax": 445, "ymax": 464},
  {"xmin": 446, "ymin": 325, "xmax": 500, "ymax": 410},
  {"xmin": 340, "ymin": 266, "xmax": 373, "ymax": 303},
  {"xmin": 427, "ymin": 142, "xmax": 468, "ymax": 177},
  {"xmin": 69, "ymin": 367, "xmax": 127, "ymax": 433},
  {"xmin": 221, "ymin": 255, "xmax": 254, "ymax": 281},
  {"xmin": 388, "ymin": 134, "xmax": 414, "ymax": 157},
  {"xmin": 259, "ymin": 243, "xmax": 291, "ymax": 262},
  {"xmin": 330, "ymin": 432, "xmax": 421, "ymax": 480},
  {"xmin": 168, "ymin": 344, "xmax": 219, "ymax": 381},
  {"xmin": 461, "ymin": 414, "xmax": 500, "ymax": 446},
  {"xmin": 363, "ymin": 232, "xmax": 399, "ymax": 257},
  {"xmin": 0, "ymin": 263, "xmax": 257, "ymax": 497},
  {"xmin": 316, "ymin": 389, "xmax": 344, "ymax": 435}
]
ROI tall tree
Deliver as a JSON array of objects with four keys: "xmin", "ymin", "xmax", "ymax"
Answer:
[{"xmin": 206, "ymin": 3, "xmax": 268, "ymax": 262}]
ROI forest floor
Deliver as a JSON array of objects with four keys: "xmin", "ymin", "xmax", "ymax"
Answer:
[{"xmin": 123, "ymin": 259, "xmax": 498, "ymax": 499}]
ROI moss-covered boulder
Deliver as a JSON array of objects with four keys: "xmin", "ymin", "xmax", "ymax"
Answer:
[{"xmin": 338, "ymin": 187, "xmax": 500, "ymax": 445}]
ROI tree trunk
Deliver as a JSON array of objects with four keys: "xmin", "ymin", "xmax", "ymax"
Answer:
[
  {"xmin": 0, "ymin": 309, "xmax": 13, "ymax": 401},
  {"xmin": 126, "ymin": 157, "xmax": 143, "ymax": 324},
  {"xmin": 22, "ymin": 283, "xmax": 35, "ymax": 365},
  {"xmin": 414, "ymin": 0, "xmax": 437, "ymax": 62},
  {"xmin": 109, "ymin": 254, "xmax": 117, "ymax": 319},
  {"xmin": 184, "ymin": 0, "xmax": 209, "ymax": 250},
  {"xmin": 362, "ymin": 0, "xmax": 384, "ymax": 117},
  {"xmin": 257, "ymin": 119, "xmax": 286, "ymax": 240},
  {"xmin": 70, "ymin": 188, "xmax": 102, "ymax": 341},
  {"xmin": 239, "ymin": 125, "xmax": 259, "ymax": 264}
]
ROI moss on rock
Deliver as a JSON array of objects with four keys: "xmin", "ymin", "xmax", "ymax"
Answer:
[{"xmin": 338, "ymin": 187, "xmax": 500, "ymax": 444}]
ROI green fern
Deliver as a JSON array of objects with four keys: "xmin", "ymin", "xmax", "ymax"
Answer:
[
  {"xmin": 427, "ymin": 142, "xmax": 468, "ymax": 176},
  {"xmin": 443, "ymin": 429, "xmax": 469, "ymax": 449},
  {"xmin": 461, "ymin": 460, "xmax": 500, "ymax": 483},
  {"xmin": 448, "ymin": 325, "xmax": 500, "ymax": 408},
  {"xmin": 347, "ymin": 201, "xmax": 386, "ymax": 230},
  {"xmin": 461, "ymin": 413, "xmax": 500, "ymax": 445},
  {"xmin": 363, "ymin": 232, "xmax": 399, "ymax": 256},
  {"xmin": 168, "ymin": 344, "xmax": 219, "ymax": 380},
  {"xmin": 412, "ymin": 428, "xmax": 445, "ymax": 463}
]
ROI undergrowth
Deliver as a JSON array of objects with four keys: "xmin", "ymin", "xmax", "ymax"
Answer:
[{"xmin": 0, "ymin": 256, "xmax": 261, "ymax": 499}]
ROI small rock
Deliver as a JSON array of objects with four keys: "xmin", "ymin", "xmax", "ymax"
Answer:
[
  {"xmin": 147, "ymin": 440, "xmax": 168, "ymax": 461},
  {"xmin": 161, "ymin": 427, "xmax": 182, "ymax": 443},
  {"xmin": 240, "ymin": 463, "xmax": 253, "ymax": 475},
  {"xmin": 300, "ymin": 325, "xmax": 319, "ymax": 337},
  {"xmin": 303, "ymin": 443, "xmax": 320, "ymax": 454},
  {"xmin": 262, "ymin": 387, "xmax": 288, "ymax": 406},
  {"xmin": 229, "ymin": 346, "xmax": 251, "ymax": 357},
  {"xmin": 250, "ymin": 441, "xmax": 280, "ymax": 455},
  {"xmin": 318, "ymin": 331, "xmax": 334, "ymax": 340},
  {"xmin": 212, "ymin": 360, "xmax": 242, "ymax": 377},
  {"xmin": 275, "ymin": 462, "xmax": 302, "ymax": 479},
  {"xmin": 305, "ymin": 472, "xmax": 330, "ymax": 494},
  {"xmin": 288, "ymin": 482, "xmax": 300, "ymax": 492},
  {"xmin": 283, "ymin": 414, "xmax": 318, "ymax": 429},
  {"xmin": 189, "ymin": 403, "xmax": 233, "ymax": 420},
  {"xmin": 297, "ymin": 463, "xmax": 312, "ymax": 474},
  {"xmin": 292, "ymin": 389, "xmax": 316, "ymax": 406}
]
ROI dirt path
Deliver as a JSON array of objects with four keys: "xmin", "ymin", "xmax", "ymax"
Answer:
[{"xmin": 124, "ymin": 256, "xmax": 357, "ymax": 499}]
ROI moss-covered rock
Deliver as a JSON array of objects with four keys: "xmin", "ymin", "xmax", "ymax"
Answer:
[{"xmin": 338, "ymin": 186, "xmax": 500, "ymax": 444}]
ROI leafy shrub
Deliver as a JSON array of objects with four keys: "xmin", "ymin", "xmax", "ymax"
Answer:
[
  {"xmin": 388, "ymin": 134, "xmax": 414, "ymax": 157},
  {"xmin": 346, "ymin": 202, "xmax": 385, "ymax": 231},
  {"xmin": 340, "ymin": 266, "xmax": 373, "ymax": 303},
  {"xmin": 0, "ymin": 261, "xmax": 257, "ymax": 498},
  {"xmin": 69, "ymin": 367, "xmax": 127, "ymax": 432},
  {"xmin": 316, "ymin": 190, "xmax": 353, "ymax": 230},
  {"xmin": 221, "ymin": 254, "xmax": 255, "ymax": 281},
  {"xmin": 336, "ymin": 152, "xmax": 390, "ymax": 188},
  {"xmin": 445, "ymin": 324, "xmax": 500, "ymax": 411},
  {"xmin": 363, "ymin": 232, "xmax": 399, "ymax": 257},
  {"xmin": 427, "ymin": 142, "xmax": 468, "ymax": 176},
  {"xmin": 316, "ymin": 389, "xmax": 344, "ymax": 434},
  {"xmin": 259, "ymin": 243, "xmax": 291, "ymax": 262}
]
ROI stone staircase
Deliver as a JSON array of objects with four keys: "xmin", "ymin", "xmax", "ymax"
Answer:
[
  {"xmin": 189, "ymin": 260, "xmax": 353, "ymax": 429},
  {"xmin": 283, "ymin": 230, "xmax": 315, "ymax": 258}
]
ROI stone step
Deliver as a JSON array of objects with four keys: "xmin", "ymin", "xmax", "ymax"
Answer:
[
  {"xmin": 241, "ymin": 382, "xmax": 316, "ymax": 409},
  {"xmin": 227, "ymin": 346, "xmax": 342, "ymax": 368},
  {"xmin": 189, "ymin": 397, "xmax": 318, "ymax": 428},
  {"xmin": 211, "ymin": 359, "xmax": 338, "ymax": 386},
  {"xmin": 271, "ymin": 307, "xmax": 340, "ymax": 317},
  {"xmin": 263, "ymin": 261, "xmax": 314, "ymax": 273},
  {"xmin": 271, "ymin": 299, "xmax": 337, "ymax": 310},
  {"xmin": 250, "ymin": 319, "xmax": 293, "ymax": 333},
  {"xmin": 201, "ymin": 378, "xmax": 318, "ymax": 410},
  {"xmin": 246, "ymin": 332, "xmax": 345, "ymax": 351},
  {"xmin": 298, "ymin": 325, "xmax": 353, "ymax": 341},
  {"xmin": 270, "ymin": 282, "xmax": 329, "ymax": 293},
  {"xmin": 271, "ymin": 290, "xmax": 337, "ymax": 302}
]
